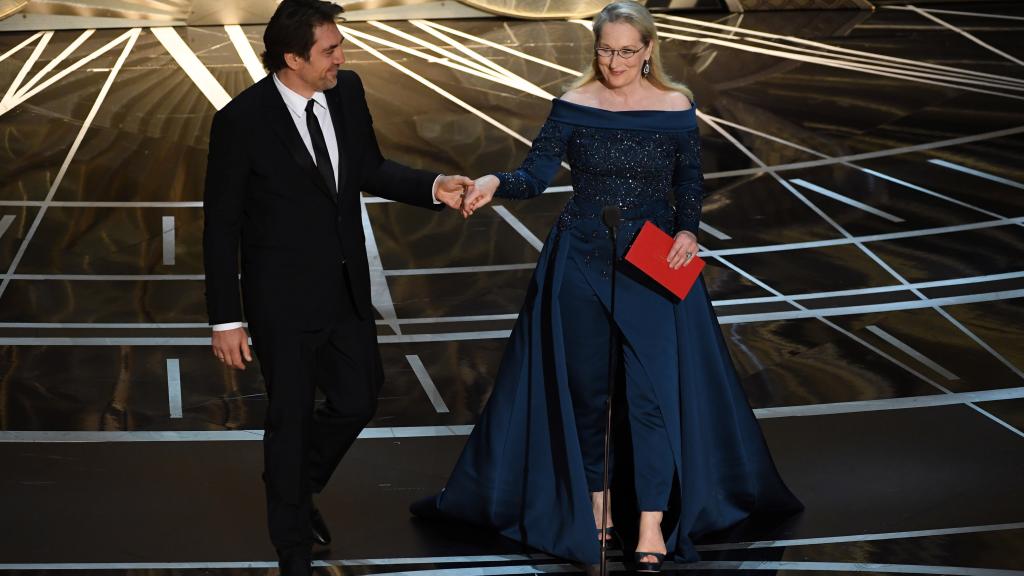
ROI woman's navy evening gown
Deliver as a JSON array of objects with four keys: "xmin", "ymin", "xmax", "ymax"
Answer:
[{"xmin": 414, "ymin": 99, "xmax": 802, "ymax": 565}]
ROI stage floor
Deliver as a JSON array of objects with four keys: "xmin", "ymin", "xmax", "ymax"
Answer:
[{"xmin": 1, "ymin": 1, "xmax": 1023, "ymax": 574}]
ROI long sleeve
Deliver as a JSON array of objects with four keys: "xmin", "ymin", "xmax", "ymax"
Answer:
[
  {"xmin": 202, "ymin": 108, "xmax": 248, "ymax": 326},
  {"xmin": 673, "ymin": 128, "xmax": 704, "ymax": 235},
  {"xmin": 495, "ymin": 118, "xmax": 572, "ymax": 200}
]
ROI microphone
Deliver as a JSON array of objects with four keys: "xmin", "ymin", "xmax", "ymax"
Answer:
[
  {"xmin": 599, "ymin": 204, "xmax": 622, "ymax": 576},
  {"xmin": 601, "ymin": 206, "xmax": 621, "ymax": 237}
]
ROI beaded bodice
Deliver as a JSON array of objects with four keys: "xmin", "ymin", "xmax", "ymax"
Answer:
[{"xmin": 495, "ymin": 99, "xmax": 704, "ymax": 236}]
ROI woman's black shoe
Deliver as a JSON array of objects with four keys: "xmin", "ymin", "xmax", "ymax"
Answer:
[
  {"xmin": 634, "ymin": 551, "xmax": 665, "ymax": 573},
  {"xmin": 597, "ymin": 526, "xmax": 620, "ymax": 550}
]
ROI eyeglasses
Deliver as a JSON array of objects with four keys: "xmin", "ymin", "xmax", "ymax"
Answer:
[{"xmin": 595, "ymin": 46, "xmax": 645, "ymax": 60}]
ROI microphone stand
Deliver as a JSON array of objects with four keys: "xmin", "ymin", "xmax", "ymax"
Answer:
[{"xmin": 599, "ymin": 207, "xmax": 621, "ymax": 576}]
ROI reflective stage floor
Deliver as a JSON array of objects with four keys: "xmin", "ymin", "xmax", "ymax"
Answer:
[{"xmin": 1, "ymin": 1, "xmax": 1023, "ymax": 574}]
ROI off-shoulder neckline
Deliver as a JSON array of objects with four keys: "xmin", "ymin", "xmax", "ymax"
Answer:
[
  {"xmin": 548, "ymin": 98, "xmax": 697, "ymax": 132},
  {"xmin": 554, "ymin": 98, "xmax": 695, "ymax": 115}
]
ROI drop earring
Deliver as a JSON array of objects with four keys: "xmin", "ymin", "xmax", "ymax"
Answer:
[{"xmin": 642, "ymin": 59, "xmax": 651, "ymax": 77}]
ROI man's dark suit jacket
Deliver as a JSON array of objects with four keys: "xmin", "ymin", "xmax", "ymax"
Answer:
[{"xmin": 203, "ymin": 71, "xmax": 440, "ymax": 332}]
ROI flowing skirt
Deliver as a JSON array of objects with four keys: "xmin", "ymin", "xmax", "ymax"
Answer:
[{"xmin": 413, "ymin": 219, "xmax": 802, "ymax": 564}]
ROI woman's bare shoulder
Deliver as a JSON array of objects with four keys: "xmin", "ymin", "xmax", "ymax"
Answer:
[
  {"xmin": 561, "ymin": 84, "xmax": 600, "ymax": 106},
  {"xmin": 657, "ymin": 89, "xmax": 693, "ymax": 111}
]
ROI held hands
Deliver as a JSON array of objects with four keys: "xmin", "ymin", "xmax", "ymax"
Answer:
[
  {"xmin": 212, "ymin": 327, "xmax": 252, "ymax": 370},
  {"xmin": 667, "ymin": 230, "xmax": 698, "ymax": 270},
  {"xmin": 436, "ymin": 174, "xmax": 475, "ymax": 210},
  {"xmin": 461, "ymin": 175, "xmax": 499, "ymax": 219}
]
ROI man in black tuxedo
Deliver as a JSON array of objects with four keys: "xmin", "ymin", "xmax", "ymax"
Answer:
[{"xmin": 202, "ymin": 1, "xmax": 470, "ymax": 572}]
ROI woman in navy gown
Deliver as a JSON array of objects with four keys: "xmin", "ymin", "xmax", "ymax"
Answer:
[{"xmin": 414, "ymin": 2, "xmax": 802, "ymax": 571}]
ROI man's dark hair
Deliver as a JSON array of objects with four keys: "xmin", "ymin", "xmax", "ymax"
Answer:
[{"xmin": 261, "ymin": 0, "xmax": 344, "ymax": 73}]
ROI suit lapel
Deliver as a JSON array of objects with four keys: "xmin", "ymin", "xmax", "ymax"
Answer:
[
  {"xmin": 326, "ymin": 85, "xmax": 348, "ymax": 203},
  {"xmin": 260, "ymin": 76, "xmax": 335, "ymax": 204}
]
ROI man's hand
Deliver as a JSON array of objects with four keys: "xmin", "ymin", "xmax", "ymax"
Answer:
[
  {"xmin": 435, "ymin": 174, "xmax": 474, "ymax": 210},
  {"xmin": 461, "ymin": 175, "xmax": 499, "ymax": 218},
  {"xmin": 212, "ymin": 327, "xmax": 252, "ymax": 370}
]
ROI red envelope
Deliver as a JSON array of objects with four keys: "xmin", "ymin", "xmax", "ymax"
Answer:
[{"xmin": 624, "ymin": 221, "xmax": 704, "ymax": 300}]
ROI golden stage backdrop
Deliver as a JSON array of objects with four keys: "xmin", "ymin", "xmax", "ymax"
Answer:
[
  {"xmin": 459, "ymin": 0, "xmax": 641, "ymax": 19},
  {"xmin": 0, "ymin": 0, "xmax": 874, "ymax": 26}
]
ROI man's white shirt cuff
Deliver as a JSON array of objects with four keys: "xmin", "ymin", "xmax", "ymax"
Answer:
[
  {"xmin": 431, "ymin": 174, "xmax": 443, "ymax": 204},
  {"xmin": 212, "ymin": 322, "xmax": 244, "ymax": 332}
]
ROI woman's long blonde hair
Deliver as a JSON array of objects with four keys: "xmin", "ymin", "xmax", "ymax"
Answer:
[{"xmin": 569, "ymin": 1, "xmax": 693, "ymax": 100}]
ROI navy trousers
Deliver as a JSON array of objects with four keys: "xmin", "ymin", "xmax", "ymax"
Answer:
[{"xmin": 559, "ymin": 244, "xmax": 674, "ymax": 512}]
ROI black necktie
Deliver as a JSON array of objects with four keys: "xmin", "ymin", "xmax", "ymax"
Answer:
[{"xmin": 305, "ymin": 98, "xmax": 337, "ymax": 197}]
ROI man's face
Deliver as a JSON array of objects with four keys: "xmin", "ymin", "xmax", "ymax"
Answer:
[{"xmin": 291, "ymin": 22, "xmax": 345, "ymax": 92}]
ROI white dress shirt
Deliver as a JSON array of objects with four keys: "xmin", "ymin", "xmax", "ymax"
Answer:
[
  {"xmin": 212, "ymin": 74, "xmax": 445, "ymax": 333},
  {"xmin": 273, "ymin": 73, "xmax": 340, "ymax": 187}
]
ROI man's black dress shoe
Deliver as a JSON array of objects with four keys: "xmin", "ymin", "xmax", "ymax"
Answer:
[
  {"xmin": 278, "ymin": 549, "xmax": 312, "ymax": 576},
  {"xmin": 311, "ymin": 507, "xmax": 332, "ymax": 546}
]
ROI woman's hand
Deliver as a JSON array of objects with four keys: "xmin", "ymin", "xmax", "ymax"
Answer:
[
  {"xmin": 667, "ymin": 230, "xmax": 698, "ymax": 270},
  {"xmin": 462, "ymin": 175, "xmax": 499, "ymax": 219}
]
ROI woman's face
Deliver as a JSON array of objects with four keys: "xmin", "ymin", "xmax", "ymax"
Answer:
[{"xmin": 596, "ymin": 21, "xmax": 652, "ymax": 89}]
